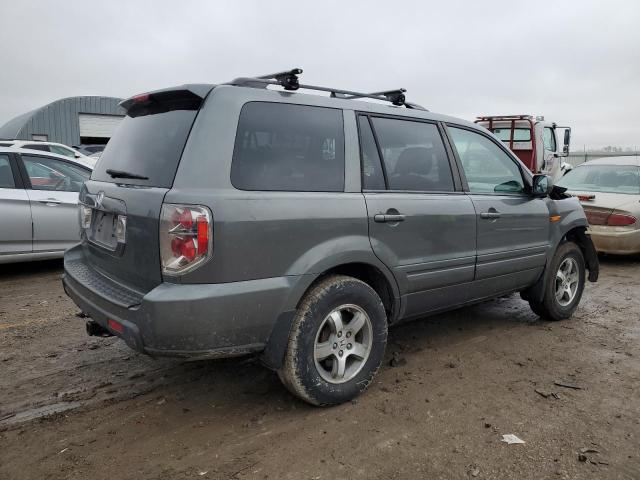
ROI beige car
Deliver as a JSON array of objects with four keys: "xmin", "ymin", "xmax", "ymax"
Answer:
[{"xmin": 557, "ymin": 156, "xmax": 640, "ymax": 254}]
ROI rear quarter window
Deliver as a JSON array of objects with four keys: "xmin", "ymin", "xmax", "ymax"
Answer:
[
  {"xmin": 24, "ymin": 144, "xmax": 50, "ymax": 152},
  {"xmin": 231, "ymin": 102, "xmax": 345, "ymax": 192},
  {"xmin": 0, "ymin": 154, "xmax": 14, "ymax": 188}
]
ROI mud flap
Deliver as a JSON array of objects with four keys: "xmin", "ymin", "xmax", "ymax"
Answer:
[
  {"xmin": 570, "ymin": 228, "xmax": 599, "ymax": 282},
  {"xmin": 260, "ymin": 310, "xmax": 296, "ymax": 370}
]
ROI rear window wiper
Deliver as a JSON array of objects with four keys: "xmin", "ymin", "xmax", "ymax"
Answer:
[{"xmin": 105, "ymin": 169, "xmax": 149, "ymax": 180}]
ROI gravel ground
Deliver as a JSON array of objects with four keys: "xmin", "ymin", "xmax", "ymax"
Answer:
[{"xmin": 0, "ymin": 256, "xmax": 639, "ymax": 479}]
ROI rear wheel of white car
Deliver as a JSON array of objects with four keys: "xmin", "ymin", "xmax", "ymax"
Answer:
[
  {"xmin": 529, "ymin": 242, "xmax": 585, "ymax": 321},
  {"xmin": 278, "ymin": 275, "xmax": 388, "ymax": 406}
]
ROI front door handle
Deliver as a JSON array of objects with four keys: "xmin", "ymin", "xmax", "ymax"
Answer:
[
  {"xmin": 480, "ymin": 211, "xmax": 501, "ymax": 219},
  {"xmin": 37, "ymin": 198, "xmax": 62, "ymax": 206},
  {"xmin": 374, "ymin": 213, "xmax": 406, "ymax": 223}
]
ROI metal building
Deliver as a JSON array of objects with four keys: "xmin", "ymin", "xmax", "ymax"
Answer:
[{"xmin": 0, "ymin": 96, "xmax": 125, "ymax": 147}]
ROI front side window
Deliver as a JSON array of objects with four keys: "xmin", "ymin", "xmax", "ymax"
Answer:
[
  {"xmin": 21, "ymin": 155, "xmax": 89, "ymax": 192},
  {"xmin": 449, "ymin": 127, "xmax": 525, "ymax": 194},
  {"xmin": 370, "ymin": 117, "xmax": 454, "ymax": 192},
  {"xmin": 0, "ymin": 154, "xmax": 15, "ymax": 188},
  {"xmin": 543, "ymin": 127, "xmax": 557, "ymax": 152},
  {"xmin": 231, "ymin": 102, "xmax": 345, "ymax": 192}
]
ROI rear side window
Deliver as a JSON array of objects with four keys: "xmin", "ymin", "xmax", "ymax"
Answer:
[
  {"xmin": 231, "ymin": 102, "xmax": 345, "ymax": 192},
  {"xmin": 370, "ymin": 117, "xmax": 454, "ymax": 192},
  {"xmin": 492, "ymin": 128, "xmax": 531, "ymax": 142},
  {"xmin": 0, "ymin": 154, "xmax": 15, "ymax": 188},
  {"xmin": 21, "ymin": 155, "xmax": 89, "ymax": 192},
  {"xmin": 92, "ymin": 108, "xmax": 198, "ymax": 187}
]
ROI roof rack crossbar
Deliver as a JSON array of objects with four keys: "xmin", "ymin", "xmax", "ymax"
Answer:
[
  {"xmin": 226, "ymin": 68, "xmax": 427, "ymax": 110},
  {"xmin": 256, "ymin": 68, "xmax": 302, "ymax": 90}
]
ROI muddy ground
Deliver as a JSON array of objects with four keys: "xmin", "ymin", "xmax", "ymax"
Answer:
[{"xmin": 0, "ymin": 257, "xmax": 639, "ymax": 479}]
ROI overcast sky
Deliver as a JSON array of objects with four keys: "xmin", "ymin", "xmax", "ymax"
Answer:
[{"xmin": 1, "ymin": 0, "xmax": 639, "ymax": 149}]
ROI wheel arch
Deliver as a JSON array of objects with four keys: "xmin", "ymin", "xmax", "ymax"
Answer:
[
  {"xmin": 261, "ymin": 259, "xmax": 400, "ymax": 370},
  {"xmin": 522, "ymin": 225, "xmax": 599, "ymax": 303}
]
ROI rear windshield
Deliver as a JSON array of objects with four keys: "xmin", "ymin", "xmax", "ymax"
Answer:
[
  {"xmin": 91, "ymin": 109, "xmax": 197, "ymax": 187},
  {"xmin": 557, "ymin": 164, "xmax": 640, "ymax": 194},
  {"xmin": 492, "ymin": 128, "xmax": 532, "ymax": 142}
]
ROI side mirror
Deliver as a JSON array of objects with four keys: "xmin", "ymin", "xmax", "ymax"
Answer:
[
  {"xmin": 75, "ymin": 153, "xmax": 82, "ymax": 158},
  {"xmin": 562, "ymin": 128, "xmax": 571, "ymax": 155},
  {"xmin": 532, "ymin": 174, "xmax": 553, "ymax": 198}
]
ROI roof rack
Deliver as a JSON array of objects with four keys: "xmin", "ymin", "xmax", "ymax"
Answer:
[
  {"xmin": 476, "ymin": 115, "xmax": 542, "ymax": 121},
  {"xmin": 226, "ymin": 68, "xmax": 427, "ymax": 111}
]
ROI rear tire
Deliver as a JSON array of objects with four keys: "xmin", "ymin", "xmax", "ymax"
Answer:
[
  {"xmin": 278, "ymin": 275, "xmax": 388, "ymax": 406},
  {"xmin": 529, "ymin": 242, "xmax": 585, "ymax": 321}
]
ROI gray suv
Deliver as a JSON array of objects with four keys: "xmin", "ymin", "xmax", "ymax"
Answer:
[{"xmin": 63, "ymin": 69, "xmax": 598, "ymax": 406}]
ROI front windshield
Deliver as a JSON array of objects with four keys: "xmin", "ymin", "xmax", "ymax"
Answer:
[{"xmin": 557, "ymin": 164, "xmax": 640, "ymax": 194}]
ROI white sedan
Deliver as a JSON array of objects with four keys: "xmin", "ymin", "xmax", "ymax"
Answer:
[
  {"xmin": 557, "ymin": 156, "xmax": 640, "ymax": 254},
  {"xmin": 0, "ymin": 140, "xmax": 96, "ymax": 167},
  {"xmin": 0, "ymin": 147, "xmax": 92, "ymax": 264}
]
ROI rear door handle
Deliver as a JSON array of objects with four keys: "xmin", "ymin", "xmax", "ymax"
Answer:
[
  {"xmin": 37, "ymin": 198, "xmax": 62, "ymax": 206},
  {"xmin": 480, "ymin": 211, "xmax": 501, "ymax": 219},
  {"xmin": 374, "ymin": 214, "xmax": 406, "ymax": 223}
]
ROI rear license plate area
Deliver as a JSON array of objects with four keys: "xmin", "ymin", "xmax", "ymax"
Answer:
[{"xmin": 89, "ymin": 210, "xmax": 119, "ymax": 250}]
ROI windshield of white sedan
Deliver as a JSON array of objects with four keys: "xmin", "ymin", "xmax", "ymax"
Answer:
[{"xmin": 557, "ymin": 164, "xmax": 640, "ymax": 194}]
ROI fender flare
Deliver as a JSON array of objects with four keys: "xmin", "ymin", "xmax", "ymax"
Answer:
[
  {"xmin": 260, "ymin": 251, "xmax": 399, "ymax": 371},
  {"xmin": 522, "ymin": 226, "xmax": 599, "ymax": 303}
]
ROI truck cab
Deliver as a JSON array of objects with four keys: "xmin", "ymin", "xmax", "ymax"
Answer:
[{"xmin": 476, "ymin": 115, "xmax": 572, "ymax": 182}]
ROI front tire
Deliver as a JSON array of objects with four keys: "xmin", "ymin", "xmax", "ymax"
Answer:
[
  {"xmin": 278, "ymin": 275, "xmax": 388, "ymax": 406},
  {"xmin": 529, "ymin": 242, "xmax": 585, "ymax": 321}
]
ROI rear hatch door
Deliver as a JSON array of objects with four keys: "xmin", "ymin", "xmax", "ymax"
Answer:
[{"xmin": 80, "ymin": 86, "xmax": 212, "ymax": 294}]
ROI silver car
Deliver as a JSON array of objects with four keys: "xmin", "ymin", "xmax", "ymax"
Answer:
[
  {"xmin": 557, "ymin": 156, "xmax": 640, "ymax": 254},
  {"xmin": 0, "ymin": 147, "xmax": 92, "ymax": 264}
]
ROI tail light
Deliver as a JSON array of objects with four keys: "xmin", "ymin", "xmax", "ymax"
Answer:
[
  {"xmin": 79, "ymin": 204, "xmax": 92, "ymax": 229},
  {"xmin": 583, "ymin": 209, "xmax": 608, "ymax": 225},
  {"xmin": 160, "ymin": 204, "xmax": 212, "ymax": 275},
  {"xmin": 607, "ymin": 212, "xmax": 637, "ymax": 227}
]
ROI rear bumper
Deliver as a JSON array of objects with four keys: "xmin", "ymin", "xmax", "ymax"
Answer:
[
  {"xmin": 62, "ymin": 245, "xmax": 299, "ymax": 358},
  {"xmin": 588, "ymin": 226, "xmax": 640, "ymax": 254}
]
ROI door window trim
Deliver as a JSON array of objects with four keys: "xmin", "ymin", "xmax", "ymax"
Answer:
[
  {"xmin": 355, "ymin": 113, "xmax": 388, "ymax": 191},
  {"xmin": 442, "ymin": 122, "xmax": 533, "ymax": 197},
  {"xmin": 355, "ymin": 112, "xmax": 463, "ymax": 194},
  {"xmin": 9, "ymin": 154, "xmax": 26, "ymax": 189}
]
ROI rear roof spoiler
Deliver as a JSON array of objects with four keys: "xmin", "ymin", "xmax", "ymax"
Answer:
[{"xmin": 120, "ymin": 84, "xmax": 215, "ymax": 116}]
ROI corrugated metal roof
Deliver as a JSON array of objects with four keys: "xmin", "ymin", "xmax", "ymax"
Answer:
[{"xmin": 0, "ymin": 96, "xmax": 125, "ymax": 146}]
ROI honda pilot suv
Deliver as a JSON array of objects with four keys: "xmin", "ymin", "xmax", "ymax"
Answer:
[{"xmin": 63, "ymin": 69, "xmax": 598, "ymax": 406}]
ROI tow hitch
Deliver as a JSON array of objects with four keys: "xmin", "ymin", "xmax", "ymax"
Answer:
[{"xmin": 86, "ymin": 320, "xmax": 113, "ymax": 337}]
